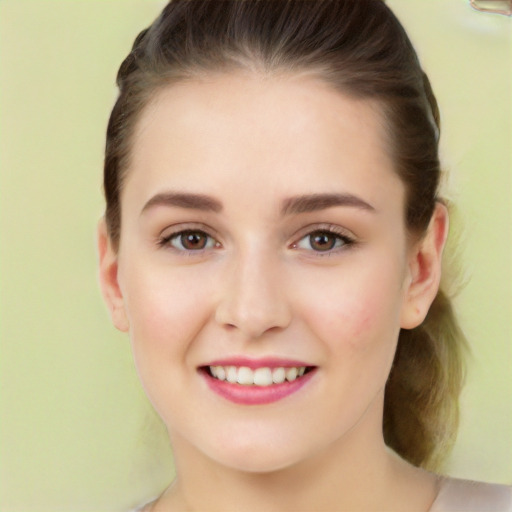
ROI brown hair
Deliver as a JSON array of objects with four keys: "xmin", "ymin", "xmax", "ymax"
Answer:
[{"xmin": 104, "ymin": 0, "xmax": 466, "ymax": 470}]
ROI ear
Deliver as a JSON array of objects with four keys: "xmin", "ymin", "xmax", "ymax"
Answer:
[
  {"xmin": 400, "ymin": 202, "xmax": 449, "ymax": 329},
  {"xmin": 97, "ymin": 219, "xmax": 129, "ymax": 332}
]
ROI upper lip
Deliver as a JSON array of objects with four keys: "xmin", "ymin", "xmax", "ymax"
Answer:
[{"xmin": 201, "ymin": 357, "xmax": 314, "ymax": 369}]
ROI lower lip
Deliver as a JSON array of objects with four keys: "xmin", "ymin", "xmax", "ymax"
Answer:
[{"xmin": 201, "ymin": 369, "xmax": 316, "ymax": 405}]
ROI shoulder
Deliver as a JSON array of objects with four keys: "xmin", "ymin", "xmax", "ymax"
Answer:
[
  {"xmin": 430, "ymin": 477, "xmax": 512, "ymax": 512},
  {"xmin": 128, "ymin": 499, "xmax": 157, "ymax": 512}
]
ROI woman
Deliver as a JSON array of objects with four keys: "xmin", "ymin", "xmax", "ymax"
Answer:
[{"xmin": 98, "ymin": 0, "xmax": 511, "ymax": 510}]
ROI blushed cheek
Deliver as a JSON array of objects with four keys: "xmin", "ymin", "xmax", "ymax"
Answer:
[{"xmin": 306, "ymin": 275, "xmax": 402, "ymax": 356}]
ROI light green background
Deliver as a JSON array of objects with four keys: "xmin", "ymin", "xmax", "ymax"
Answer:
[{"xmin": 1, "ymin": 1, "xmax": 510, "ymax": 511}]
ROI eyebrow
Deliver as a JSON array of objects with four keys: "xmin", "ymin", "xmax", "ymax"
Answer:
[
  {"xmin": 281, "ymin": 193, "xmax": 375, "ymax": 216},
  {"xmin": 141, "ymin": 192, "xmax": 223, "ymax": 215},
  {"xmin": 140, "ymin": 191, "xmax": 375, "ymax": 217}
]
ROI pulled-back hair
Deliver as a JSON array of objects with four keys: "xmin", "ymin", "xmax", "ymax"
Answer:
[{"xmin": 104, "ymin": 0, "xmax": 466, "ymax": 470}]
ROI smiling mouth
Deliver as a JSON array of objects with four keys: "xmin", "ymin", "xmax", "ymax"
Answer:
[{"xmin": 203, "ymin": 365, "xmax": 315, "ymax": 387}]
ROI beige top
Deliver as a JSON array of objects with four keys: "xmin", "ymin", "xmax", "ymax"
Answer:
[
  {"xmin": 133, "ymin": 477, "xmax": 512, "ymax": 511},
  {"xmin": 430, "ymin": 478, "xmax": 512, "ymax": 512}
]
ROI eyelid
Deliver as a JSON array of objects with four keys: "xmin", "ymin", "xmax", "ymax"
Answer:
[
  {"xmin": 290, "ymin": 223, "xmax": 357, "ymax": 254},
  {"xmin": 159, "ymin": 222, "xmax": 220, "ymax": 239},
  {"xmin": 157, "ymin": 223, "xmax": 222, "ymax": 252},
  {"xmin": 291, "ymin": 223, "xmax": 356, "ymax": 241}
]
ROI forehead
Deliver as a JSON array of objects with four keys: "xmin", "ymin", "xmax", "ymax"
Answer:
[{"xmin": 125, "ymin": 71, "xmax": 404, "ymax": 214}]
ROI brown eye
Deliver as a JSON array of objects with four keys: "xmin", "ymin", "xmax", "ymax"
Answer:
[
  {"xmin": 294, "ymin": 229, "xmax": 351, "ymax": 253},
  {"xmin": 167, "ymin": 230, "xmax": 217, "ymax": 251},
  {"xmin": 309, "ymin": 232, "xmax": 338, "ymax": 251}
]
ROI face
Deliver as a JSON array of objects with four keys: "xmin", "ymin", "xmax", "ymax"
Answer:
[{"xmin": 99, "ymin": 71, "xmax": 439, "ymax": 473}]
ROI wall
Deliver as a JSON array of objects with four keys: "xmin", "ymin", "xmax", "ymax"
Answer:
[{"xmin": 1, "ymin": 1, "xmax": 510, "ymax": 510}]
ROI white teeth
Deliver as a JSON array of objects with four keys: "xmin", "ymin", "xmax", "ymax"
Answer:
[
  {"xmin": 226, "ymin": 366, "xmax": 237, "ymax": 383},
  {"xmin": 272, "ymin": 367, "xmax": 286, "ymax": 384},
  {"xmin": 215, "ymin": 366, "xmax": 225, "ymax": 380},
  {"xmin": 253, "ymin": 367, "xmax": 273, "ymax": 386},
  {"xmin": 237, "ymin": 366, "xmax": 253, "ymax": 386},
  {"xmin": 286, "ymin": 367, "xmax": 298, "ymax": 382},
  {"xmin": 208, "ymin": 365, "xmax": 307, "ymax": 386}
]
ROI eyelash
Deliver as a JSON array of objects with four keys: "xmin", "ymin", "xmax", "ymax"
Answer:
[
  {"xmin": 291, "ymin": 225, "xmax": 355, "ymax": 256},
  {"xmin": 157, "ymin": 225, "xmax": 355, "ymax": 256},
  {"xmin": 158, "ymin": 229, "xmax": 220, "ymax": 253}
]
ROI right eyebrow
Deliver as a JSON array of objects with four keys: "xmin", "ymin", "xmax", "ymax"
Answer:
[{"xmin": 140, "ymin": 191, "xmax": 223, "ymax": 215}]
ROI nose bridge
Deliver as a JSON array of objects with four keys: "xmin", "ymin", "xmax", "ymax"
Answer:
[{"xmin": 215, "ymin": 242, "xmax": 291, "ymax": 337}]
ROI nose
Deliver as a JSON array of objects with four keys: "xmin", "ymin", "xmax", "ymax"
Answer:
[{"xmin": 215, "ymin": 247, "xmax": 292, "ymax": 339}]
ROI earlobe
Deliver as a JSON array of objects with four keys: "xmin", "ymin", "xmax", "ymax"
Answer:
[
  {"xmin": 400, "ymin": 203, "xmax": 449, "ymax": 329},
  {"xmin": 97, "ymin": 219, "xmax": 130, "ymax": 332}
]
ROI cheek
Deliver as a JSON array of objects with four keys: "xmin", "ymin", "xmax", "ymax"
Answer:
[
  {"xmin": 297, "ymin": 257, "xmax": 406, "ymax": 354},
  {"xmin": 119, "ymin": 262, "xmax": 218, "ymax": 419},
  {"xmin": 120, "ymin": 263, "xmax": 214, "ymax": 363}
]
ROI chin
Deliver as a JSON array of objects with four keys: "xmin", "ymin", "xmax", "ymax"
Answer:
[
  {"xmin": 200, "ymin": 431, "xmax": 318, "ymax": 474},
  {"xmin": 214, "ymin": 450, "xmax": 304, "ymax": 474}
]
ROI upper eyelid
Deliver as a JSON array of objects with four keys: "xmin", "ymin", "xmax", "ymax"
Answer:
[
  {"xmin": 290, "ymin": 223, "xmax": 356, "ymax": 242},
  {"xmin": 159, "ymin": 222, "xmax": 220, "ymax": 240}
]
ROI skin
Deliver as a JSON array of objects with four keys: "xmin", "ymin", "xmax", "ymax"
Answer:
[{"xmin": 98, "ymin": 71, "xmax": 448, "ymax": 511}]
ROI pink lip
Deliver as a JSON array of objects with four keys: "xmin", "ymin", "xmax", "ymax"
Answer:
[{"xmin": 199, "ymin": 358, "xmax": 316, "ymax": 405}]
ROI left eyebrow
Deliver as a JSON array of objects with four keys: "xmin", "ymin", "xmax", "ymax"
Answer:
[{"xmin": 281, "ymin": 193, "xmax": 376, "ymax": 216}]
